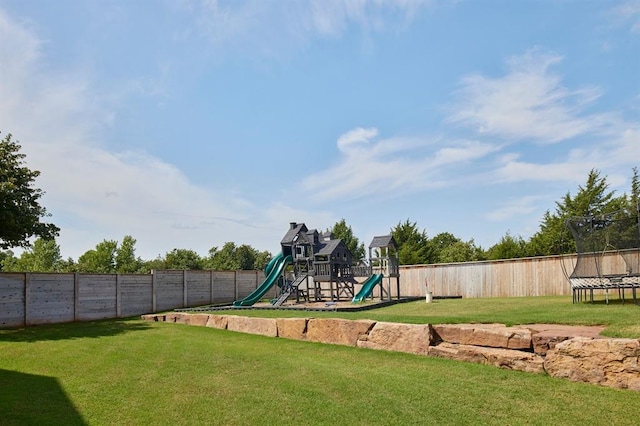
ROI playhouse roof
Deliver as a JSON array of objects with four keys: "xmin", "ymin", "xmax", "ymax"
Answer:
[
  {"xmin": 369, "ymin": 235, "xmax": 397, "ymax": 249},
  {"xmin": 314, "ymin": 240, "xmax": 341, "ymax": 256},
  {"xmin": 281, "ymin": 222, "xmax": 308, "ymax": 245},
  {"xmin": 315, "ymin": 239, "xmax": 344, "ymax": 256}
]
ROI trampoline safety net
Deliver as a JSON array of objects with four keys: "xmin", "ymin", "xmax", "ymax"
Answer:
[{"xmin": 564, "ymin": 206, "xmax": 640, "ymax": 300}]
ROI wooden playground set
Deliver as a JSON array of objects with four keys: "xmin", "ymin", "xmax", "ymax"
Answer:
[{"xmin": 233, "ymin": 222, "xmax": 400, "ymax": 307}]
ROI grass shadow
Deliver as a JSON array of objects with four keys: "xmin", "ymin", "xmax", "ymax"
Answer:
[
  {"xmin": 580, "ymin": 298, "xmax": 640, "ymax": 306},
  {"xmin": 0, "ymin": 369, "xmax": 87, "ymax": 425},
  {"xmin": 0, "ymin": 318, "xmax": 151, "ymax": 343}
]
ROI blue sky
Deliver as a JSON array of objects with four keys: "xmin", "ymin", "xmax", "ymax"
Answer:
[{"xmin": 1, "ymin": 0, "xmax": 638, "ymax": 260}]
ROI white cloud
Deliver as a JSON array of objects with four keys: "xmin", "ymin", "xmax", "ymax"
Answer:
[
  {"xmin": 447, "ymin": 48, "xmax": 608, "ymax": 143},
  {"xmin": 302, "ymin": 45, "xmax": 638, "ymax": 204},
  {"xmin": 337, "ymin": 127, "xmax": 378, "ymax": 152},
  {"xmin": 187, "ymin": 0, "xmax": 434, "ymax": 55},
  {"xmin": 487, "ymin": 116, "xmax": 639, "ymax": 187},
  {"xmin": 0, "ymin": 7, "xmax": 320, "ymax": 259},
  {"xmin": 310, "ymin": 0, "xmax": 432, "ymax": 36},
  {"xmin": 485, "ymin": 196, "xmax": 542, "ymax": 222},
  {"xmin": 302, "ymin": 128, "xmax": 497, "ymax": 201},
  {"xmin": 610, "ymin": 0, "xmax": 640, "ymax": 33}
]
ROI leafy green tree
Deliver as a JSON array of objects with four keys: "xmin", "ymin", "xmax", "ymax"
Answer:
[
  {"xmin": 1, "ymin": 238, "xmax": 63, "ymax": 272},
  {"xmin": 0, "ymin": 250, "xmax": 14, "ymax": 271},
  {"xmin": 391, "ymin": 219, "xmax": 432, "ymax": 265},
  {"xmin": 57, "ymin": 257, "xmax": 77, "ymax": 273},
  {"xmin": 205, "ymin": 242, "xmax": 270, "ymax": 270},
  {"xmin": 206, "ymin": 243, "xmax": 239, "ymax": 270},
  {"xmin": 76, "ymin": 240, "xmax": 118, "ymax": 273},
  {"xmin": 235, "ymin": 244, "xmax": 258, "ymax": 270},
  {"xmin": 428, "ymin": 232, "xmax": 459, "ymax": 262},
  {"xmin": 428, "ymin": 232, "xmax": 485, "ymax": 263},
  {"xmin": 163, "ymin": 248, "xmax": 203, "ymax": 270},
  {"xmin": 1, "ymin": 133, "xmax": 60, "ymax": 248},
  {"xmin": 438, "ymin": 239, "xmax": 485, "ymax": 263},
  {"xmin": 328, "ymin": 219, "xmax": 365, "ymax": 261},
  {"xmin": 138, "ymin": 257, "xmax": 166, "ymax": 274},
  {"xmin": 486, "ymin": 232, "xmax": 528, "ymax": 260},
  {"xmin": 115, "ymin": 235, "xmax": 142, "ymax": 273},
  {"xmin": 254, "ymin": 250, "xmax": 273, "ymax": 271}
]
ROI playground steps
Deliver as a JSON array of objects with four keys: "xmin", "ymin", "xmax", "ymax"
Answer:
[{"xmin": 272, "ymin": 274, "xmax": 308, "ymax": 307}]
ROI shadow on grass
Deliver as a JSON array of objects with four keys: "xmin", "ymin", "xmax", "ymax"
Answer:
[
  {"xmin": 0, "ymin": 369, "xmax": 87, "ymax": 425},
  {"xmin": 579, "ymin": 298, "xmax": 640, "ymax": 306},
  {"xmin": 0, "ymin": 318, "xmax": 151, "ymax": 343}
]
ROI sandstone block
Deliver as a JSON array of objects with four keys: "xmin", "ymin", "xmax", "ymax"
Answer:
[
  {"xmin": 206, "ymin": 315, "xmax": 229, "ymax": 330},
  {"xmin": 357, "ymin": 322, "xmax": 433, "ymax": 355},
  {"xmin": 227, "ymin": 315, "xmax": 278, "ymax": 337},
  {"xmin": 276, "ymin": 318, "xmax": 308, "ymax": 340},
  {"xmin": 428, "ymin": 342, "xmax": 545, "ymax": 373},
  {"xmin": 163, "ymin": 313, "xmax": 190, "ymax": 325},
  {"xmin": 525, "ymin": 324, "xmax": 605, "ymax": 356},
  {"xmin": 188, "ymin": 314, "xmax": 210, "ymax": 327},
  {"xmin": 306, "ymin": 318, "xmax": 376, "ymax": 346},
  {"xmin": 140, "ymin": 314, "xmax": 159, "ymax": 321},
  {"xmin": 433, "ymin": 324, "xmax": 532, "ymax": 350},
  {"xmin": 544, "ymin": 337, "xmax": 640, "ymax": 391},
  {"xmin": 532, "ymin": 334, "xmax": 569, "ymax": 356}
]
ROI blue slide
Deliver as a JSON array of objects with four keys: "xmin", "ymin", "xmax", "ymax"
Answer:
[
  {"xmin": 352, "ymin": 274, "xmax": 383, "ymax": 303},
  {"xmin": 233, "ymin": 253, "xmax": 293, "ymax": 307}
]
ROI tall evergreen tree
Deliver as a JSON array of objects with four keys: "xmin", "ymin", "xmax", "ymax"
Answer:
[
  {"xmin": 527, "ymin": 169, "xmax": 624, "ymax": 256},
  {"xmin": 486, "ymin": 232, "xmax": 528, "ymax": 260},
  {"xmin": 391, "ymin": 219, "xmax": 432, "ymax": 265}
]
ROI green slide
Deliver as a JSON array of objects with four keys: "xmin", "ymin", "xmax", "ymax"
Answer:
[
  {"xmin": 352, "ymin": 274, "xmax": 383, "ymax": 303},
  {"xmin": 233, "ymin": 253, "xmax": 292, "ymax": 307},
  {"xmin": 263, "ymin": 252, "xmax": 280, "ymax": 277}
]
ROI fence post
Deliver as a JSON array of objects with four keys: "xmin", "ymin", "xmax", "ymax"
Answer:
[
  {"xmin": 116, "ymin": 273, "xmax": 121, "ymax": 318},
  {"xmin": 74, "ymin": 273, "xmax": 79, "ymax": 322},
  {"xmin": 183, "ymin": 270, "xmax": 188, "ymax": 308},
  {"xmin": 234, "ymin": 271, "xmax": 238, "ymax": 300},
  {"xmin": 152, "ymin": 270, "xmax": 157, "ymax": 313},
  {"xmin": 24, "ymin": 273, "xmax": 30, "ymax": 327},
  {"xmin": 210, "ymin": 270, "xmax": 214, "ymax": 304}
]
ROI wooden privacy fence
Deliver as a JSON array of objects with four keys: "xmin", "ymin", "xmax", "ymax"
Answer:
[
  {"xmin": 399, "ymin": 255, "xmax": 574, "ymax": 298},
  {"xmin": 0, "ymin": 270, "xmax": 266, "ymax": 328},
  {"xmin": 399, "ymin": 252, "xmax": 635, "ymax": 299}
]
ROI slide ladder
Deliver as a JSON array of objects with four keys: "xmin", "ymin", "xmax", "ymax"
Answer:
[{"xmin": 271, "ymin": 274, "xmax": 308, "ymax": 307}]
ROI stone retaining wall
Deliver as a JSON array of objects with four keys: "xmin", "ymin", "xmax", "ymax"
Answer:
[{"xmin": 141, "ymin": 313, "xmax": 640, "ymax": 392}]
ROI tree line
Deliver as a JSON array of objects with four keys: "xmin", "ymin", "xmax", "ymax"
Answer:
[
  {"xmin": 0, "ymin": 238, "xmax": 273, "ymax": 274},
  {"xmin": 1, "ymin": 132, "xmax": 638, "ymax": 272},
  {"xmin": 389, "ymin": 168, "xmax": 639, "ymax": 265}
]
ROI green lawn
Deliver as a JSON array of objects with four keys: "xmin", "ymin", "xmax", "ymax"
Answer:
[{"xmin": 2, "ymin": 296, "xmax": 640, "ymax": 425}]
